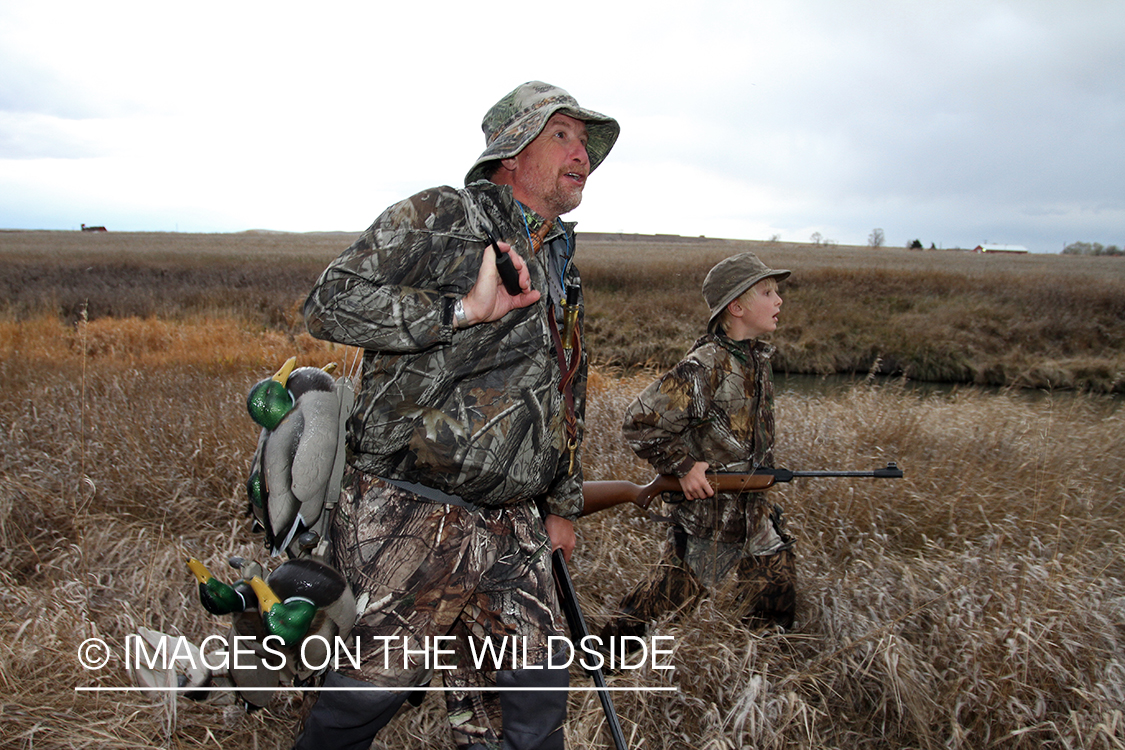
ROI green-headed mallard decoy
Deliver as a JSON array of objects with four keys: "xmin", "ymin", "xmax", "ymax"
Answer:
[
  {"xmin": 246, "ymin": 356, "xmax": 297, "ymax": 431},
  {"xmin": 215, "ymin": 557, "xmax": 287, "ymax": 710},
  {"xmin": 187, "ymin": 557, "xmax": 258, "ymax": 616},
  {"xmin": 248, "ymin": 360, "xmax": 346, "ymax": 556},
  {"xmin": 249, "ymin": 557, "xmax": 356, "ymax": 655},
  {"xmin": 245, "ymin": 431, "xmax": 270, "ymax": 538},
  {"xmin": 181, "ymin": 557, "xmax": 299, "ymax": 710},
  {"xmin": 249, "ymin": 576, "xmax": 316, "ymax": 647}
]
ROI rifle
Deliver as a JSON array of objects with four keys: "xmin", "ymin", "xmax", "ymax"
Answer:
[
  {"xmin": 552, "ymin": 549, "xmax": 628, "ymax": 750},
  {"xmin": 581, "ymin": 462, "xmax": 903, "ymax": 516}
]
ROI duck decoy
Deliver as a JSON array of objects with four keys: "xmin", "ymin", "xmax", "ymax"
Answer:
[
  {"xmin": 246, "ymin": 358, "xmax": 351, "ymax": 557},
  {"xmin": 249, "ymin": 557, "xmax": 357, "ymax": 667},
  {"xmin": 186, "ymin": 557, "xmax": 257, "ymax": 616},
  {"xmin": 128, "ymin": 626, "xmax": 212, "ymax": 702},
  {"xmin": 182, "ymin": 556, "xmax": 283, "ymax": 709},
  {"xmin": 223, "ymin": 611, "xmax": 285, "ymax": 711},
  {"xmin": 250, "ymin": 576, "xmax": 316, "ymax": 647},
  {"xmin": 246, "ymin": 357, "xmax": 297, "ymax": 431}
]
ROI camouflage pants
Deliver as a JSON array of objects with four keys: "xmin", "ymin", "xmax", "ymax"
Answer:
[
  {"xmin": 318, "ymin": 472, "xmax": 568, "ymax": 748},
  {"xmin": 600, "ymin": 508, "xmax": 797, "ymax": 642}
]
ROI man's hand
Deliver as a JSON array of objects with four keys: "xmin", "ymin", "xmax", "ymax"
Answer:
[
  {"xmin": 457, "ymin": 242, "xmax": 541, "ymax": 327},
  {"xmin": 545, "ymin": 514, "xmax": 576, "ymax": 561},
  {"xmin": 678, "ymin": 461, "xmax": 715, "ymax": 500}
]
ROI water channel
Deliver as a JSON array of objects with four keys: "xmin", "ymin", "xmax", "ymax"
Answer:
[{"xmin": 775, "ymin": 373, "xmax": 1123, "ymax": 414}]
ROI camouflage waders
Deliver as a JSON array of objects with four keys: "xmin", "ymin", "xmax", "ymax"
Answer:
[
  {"xmin": 294, "ymin": 473, "xmax": 568, "ymax": 750},
  {"xmin": 601, "ymin": 501, "xmax": 796, "ymax": 644}
]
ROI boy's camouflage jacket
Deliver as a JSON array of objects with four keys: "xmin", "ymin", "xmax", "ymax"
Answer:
[
  {"xmin": 304, "ymin": 181, "xmax": 586, "ymax": 520},
  {"xmin": 622, "ymin": 333, "xmax": 776, "ymax": 543}
]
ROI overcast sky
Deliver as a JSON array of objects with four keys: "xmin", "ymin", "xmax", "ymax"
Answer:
[{"xmin": 2, "ymin": 1, "xmax": 1122, "ymax": 253}]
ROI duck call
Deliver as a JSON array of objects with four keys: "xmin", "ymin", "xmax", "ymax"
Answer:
[{"xmin": 484, "ymin": 228, "xmax": 523, "ymax": 296}]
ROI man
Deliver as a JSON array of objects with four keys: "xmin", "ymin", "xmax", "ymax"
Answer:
[{"xmin": 297, "ymin": 82, "xmax": 619, "ymax": 750}]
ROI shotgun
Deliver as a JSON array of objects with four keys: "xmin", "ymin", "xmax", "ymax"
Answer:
[
  {"xmin": 581, "ymin": 462, "xmax": 903, "ymax": 516},
  {"xmin": 552, "ymin": 549, "xmax": 628, "ymax": 750}
]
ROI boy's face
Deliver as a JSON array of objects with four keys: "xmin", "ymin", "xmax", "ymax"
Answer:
[{"xmin": 729, "ymin": 280, "xmax": 783, "ymax": 340}]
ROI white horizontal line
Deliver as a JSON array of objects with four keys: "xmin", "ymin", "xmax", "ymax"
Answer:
[{"xmin": 76, "ymin": 686, "xmax": 678, "ymax": 693}]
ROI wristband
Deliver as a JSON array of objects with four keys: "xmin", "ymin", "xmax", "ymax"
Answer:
[{"xmin": 453, "ymin": 298, "xmax": 469, "ymax": 329}]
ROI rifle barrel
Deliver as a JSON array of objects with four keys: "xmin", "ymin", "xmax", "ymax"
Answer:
[{"xmin": 758, "ymin": 462, "xmax": 903, "ymax": 482}]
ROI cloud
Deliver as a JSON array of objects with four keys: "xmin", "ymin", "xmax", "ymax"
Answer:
[{"xmin": 1, "ymin": 0, "xmax": 1123, "ymax": 251}]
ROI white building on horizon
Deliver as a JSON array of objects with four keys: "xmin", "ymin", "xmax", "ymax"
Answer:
[{"xmin": 973, "ymin": 244, "xmax": 1028, "ymax": 254}]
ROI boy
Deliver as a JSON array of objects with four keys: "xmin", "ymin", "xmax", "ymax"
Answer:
[{"xmin": 600, "ymin": 252, "xmax": 796, "ymax": 646}]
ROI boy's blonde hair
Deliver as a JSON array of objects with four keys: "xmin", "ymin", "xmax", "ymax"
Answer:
[{"xmin": 717, "ymin": 277, "xmax": 778, "ymax": 334}]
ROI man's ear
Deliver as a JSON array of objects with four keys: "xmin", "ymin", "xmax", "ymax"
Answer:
[{"xmin": 497, "ymin": 156, "xmax": 518, "ymax": 173}]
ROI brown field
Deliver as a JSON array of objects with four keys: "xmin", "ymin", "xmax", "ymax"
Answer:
[
  {"xmin": 1, "ymin": 230, "xmax": 1124, "ymax": 749},
  {"xmin": 4, "ymin": 229, "xmax": 1124, "ymax": 391}
]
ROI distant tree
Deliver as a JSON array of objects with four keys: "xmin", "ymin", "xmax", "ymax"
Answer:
[
  {"xmin": 907, "ymin": 239, "xmax": 923, "ymax": 249},
  {"xmin": 1063, "ymin": 241, "xmax": 1122, "ymax": 256},
  {"xmin": 810, "ymin": 231, "xmax": 823, "ymax": 246},
  {"xmin": 768, "ymin": 233, "xmax": 781, "ymax": 243},
  {"xmin": 868, "ymin": 228, "xmax": 885, "ymax": 248}
]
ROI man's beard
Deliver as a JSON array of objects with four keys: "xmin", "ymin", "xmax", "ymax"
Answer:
[{"xmin": 540, "ymin": 179, "xmax": 583, "ymax": 218}]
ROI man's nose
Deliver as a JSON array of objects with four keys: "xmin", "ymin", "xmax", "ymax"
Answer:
[{"xmin": 570, "ymin": 142, "xmax": 590, "ymax": 165}]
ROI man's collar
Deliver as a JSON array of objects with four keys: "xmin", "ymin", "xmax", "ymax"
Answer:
[
  {"xmin": 516, "ymin": 199, "xmax": 575, "ymax": 244},
  {"xmin": 471, "ymin": 181, "xmax": 574, "ymax": 242},
  {"xmin": 520, "ymin": 204, "xmax": 550, "ymax": 238}
]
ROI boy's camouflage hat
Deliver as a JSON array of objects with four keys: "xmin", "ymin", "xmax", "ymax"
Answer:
[
  {"xmin": 703, "ymin": 252, "xmax": 791, "ymax": 334},
  {"xmin": 465, "ymin": 81, "xmax": 620, "ymax": 186}
]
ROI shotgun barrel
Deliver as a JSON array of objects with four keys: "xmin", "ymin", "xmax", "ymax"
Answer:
[{"xmin": 552, "ymin": 549, "xmax": 628, "ymax": 750}]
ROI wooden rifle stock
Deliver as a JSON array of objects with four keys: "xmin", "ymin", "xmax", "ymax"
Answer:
[
  {"xmin": 581, "ymin": 474, "xmax": 776, "ymax": 516},
  {"xmin": 581, "ymin": 462, "xmax": 903, "ymax": 517}
]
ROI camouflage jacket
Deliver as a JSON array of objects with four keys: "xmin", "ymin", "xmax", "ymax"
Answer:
[
  {"xmin": 304, "ymin": 181, "xmax": 587, "ymax": 520},
  {"xmin": 622, "ymin": 333, "xmax": 776, "ymax": 543}
]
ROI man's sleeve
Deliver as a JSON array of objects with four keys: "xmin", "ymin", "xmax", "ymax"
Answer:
[
  {"xmin": 304, "ymin": 193, "xmax": 467, "ymax": 352},
  {"xmin": 542, "ymin": 469, "xmax": 583, "ymax": 521}
]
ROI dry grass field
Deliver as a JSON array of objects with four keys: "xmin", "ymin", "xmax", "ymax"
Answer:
[
  {"xmin": 4, "ymin": 229, "xmax": 1124, "ymax": 391},
  {"xmin": 1, "ymin": 230, "xmax": 1123, "ymax": 749},
  {"xmin": 575, "ymin": 234, "xmax": 1125, "ymax": 392}
]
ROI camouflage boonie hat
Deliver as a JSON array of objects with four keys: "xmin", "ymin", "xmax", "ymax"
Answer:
[
  {"xmin": 703, "ymin": 252, "xmax": 791, "ymax": 334},
  {"xmin": 465, "ymin": 81, "xmax": 620, "ymax": 186}
]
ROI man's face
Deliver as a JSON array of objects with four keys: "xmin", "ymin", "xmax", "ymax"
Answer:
[{"xmin": 501, "ymin": 113, "xmax": 590, "ymax": 220}]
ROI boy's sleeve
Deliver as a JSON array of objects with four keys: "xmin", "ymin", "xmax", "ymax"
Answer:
[{"xmin": 621, "ymin": 359, "xmax": 708, "ymax": 477}]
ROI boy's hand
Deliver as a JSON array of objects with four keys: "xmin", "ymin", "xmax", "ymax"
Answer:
[{"xmin": 679, "ymin": 461, "xmax": 715, "ymax": 500}]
